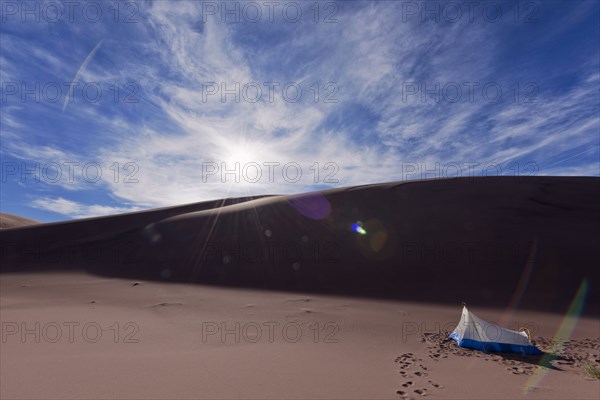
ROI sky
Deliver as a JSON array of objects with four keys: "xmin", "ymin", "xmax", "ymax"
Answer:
[{"xmin": 0, "ymin": 0, "xmax": 599, "ymax": 222}]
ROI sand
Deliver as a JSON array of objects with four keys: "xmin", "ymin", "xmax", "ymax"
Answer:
[
  {"xmin": 1, "ymin": 177, "xmax": 599, "ymax": 398},
  {"xmin": 0, "ymin": 213, "xmax": 39, "ymax": 229},
  {"xmin": 1, "ymin": 272, "xmax": 598, "ymax": 399}
]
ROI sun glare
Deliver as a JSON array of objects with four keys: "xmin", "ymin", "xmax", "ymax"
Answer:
[{"xmin": 223, "ymin": 142, "xmax": 263, "ymax": 167}]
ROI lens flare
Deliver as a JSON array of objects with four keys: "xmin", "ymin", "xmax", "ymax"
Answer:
[
  {"xmin": 352, "ymin": 222, "xmax": 367, "ymax": 235},
  {"xmin": 500, "ymin": 240, "xmax": 538, "ymax": 326},
  {"xmin": 523, "ymin": 278, "xmax": 589, "ymax": 394},
  {"xmin": 289, "ymin": 193, "xmax": 331, "ymax": 220}
]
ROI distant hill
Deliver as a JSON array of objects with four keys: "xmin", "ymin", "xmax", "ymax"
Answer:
[{"xmin": 0, "ymin": 213, "xmax": 40, "ymax": 229}]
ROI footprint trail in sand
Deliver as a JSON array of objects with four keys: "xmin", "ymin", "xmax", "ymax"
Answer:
[{"xmin": 395, "ymin": 353, "xmax": 445, "ymax": 398}]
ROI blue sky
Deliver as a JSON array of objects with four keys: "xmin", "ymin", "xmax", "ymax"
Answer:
[{"xmin": 1, "ymin": 0, "xmax": 599, "ymax": 222}]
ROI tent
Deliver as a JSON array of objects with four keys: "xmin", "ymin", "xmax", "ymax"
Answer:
[{"xmin": 449, "ymin": 305, "xmax": 543, "ymax": 355}]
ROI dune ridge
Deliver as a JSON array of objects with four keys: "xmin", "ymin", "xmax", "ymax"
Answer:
[{"xmin": 1, "ymin": 177, "xmax": 599, "ymax": 314}]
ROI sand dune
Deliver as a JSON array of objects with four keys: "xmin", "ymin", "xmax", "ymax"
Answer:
[
  {"xmin": 1, "ymin": 177, "xmax": 599, "ymax": 399},
  {"xmin": 0, "ymin": 213, "xmax": 39, "ymax": 229},
  {"xmin": 2, "ymin": 177, "xmax": 599, "ymax": 313}
]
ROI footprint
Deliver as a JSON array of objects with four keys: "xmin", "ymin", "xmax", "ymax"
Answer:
[
  {"xmin": 396, "ymin": 353, "xmax": 419, "ymax": 371},
  {"xmin": 557, "ymin": 360, "xmax": 574, "ymax": 365},
  {"xmin": 428, "ymin": 380, "xmax": 444, "ymax": 388},
  {"xmin": 396, "ymin": 390, "xmax": 414, "ymax": 399},
  {"xmin": 414, "ymin": 388, "xmax": 428, "ymax": 396},
  {"xmin": 414, "ymin": 371, "xmax": 428, "ymax": 377},
  {"xmin": 402, "ymin": 381, "xmax": 414, "ymax": 388},
  {"xmin": 507, "ymin": 366, "xmax": 528, "ymax": 375},
  {"xmin": 148, "ymin": 302, "xmax": 184, "ymax": 308},
  {"xmin": 286, "ymin": 297, "xmax": 311, "ymax": 302}
]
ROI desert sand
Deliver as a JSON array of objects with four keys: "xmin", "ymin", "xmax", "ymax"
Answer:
[
  {"xmin": 1, "ymin": 272, "xmax": 598, "ymax": 399},
  {"xmin": 0, "ymin": 213, "xmax": 39, "ymax": 229},
  {"xmin": 1, "ymin": 177, "xmax": 599, "ymax": 399}
]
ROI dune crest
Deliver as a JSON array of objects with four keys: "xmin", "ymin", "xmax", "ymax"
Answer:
[{"xmin": 1, "ymin": 177, "xmax": 599, "ymax": 313}]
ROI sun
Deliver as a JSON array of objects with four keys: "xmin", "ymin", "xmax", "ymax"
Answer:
[
  {"xmin": 218, "ymin": 140, "xmax": 270, "ymax": 187},
  {"xmin": 225, "ymin": 145, "xmax": 260, "ymax": 167}
]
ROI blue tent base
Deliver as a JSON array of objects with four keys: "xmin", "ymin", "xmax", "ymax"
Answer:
[{"xmin": 449, "ymin": 332, "xmax": 543, "ymax": 355}]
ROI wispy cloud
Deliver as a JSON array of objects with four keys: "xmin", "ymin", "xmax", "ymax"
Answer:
[
  {"xmin": 30, "ymin": 197, "xmax": 142, "ymax": 219},
  {"xmin": 1, "ymin": 0, "xmax": 598, "ymax": 219}
]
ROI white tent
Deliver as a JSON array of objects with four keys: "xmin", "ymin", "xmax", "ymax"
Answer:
[{"xmin": 449, "ymin": 305, "xmax": 543, "ymax": 355}]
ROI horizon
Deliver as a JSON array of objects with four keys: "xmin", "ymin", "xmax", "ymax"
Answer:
[{"xmin": 1, "ymin": 175, "xmax": 599, "ymax": 224}]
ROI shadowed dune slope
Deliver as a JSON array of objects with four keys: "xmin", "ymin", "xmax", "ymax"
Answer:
[{"xmin": 1, "ymin": 177, "xmax": 599, "ymax": 314}]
